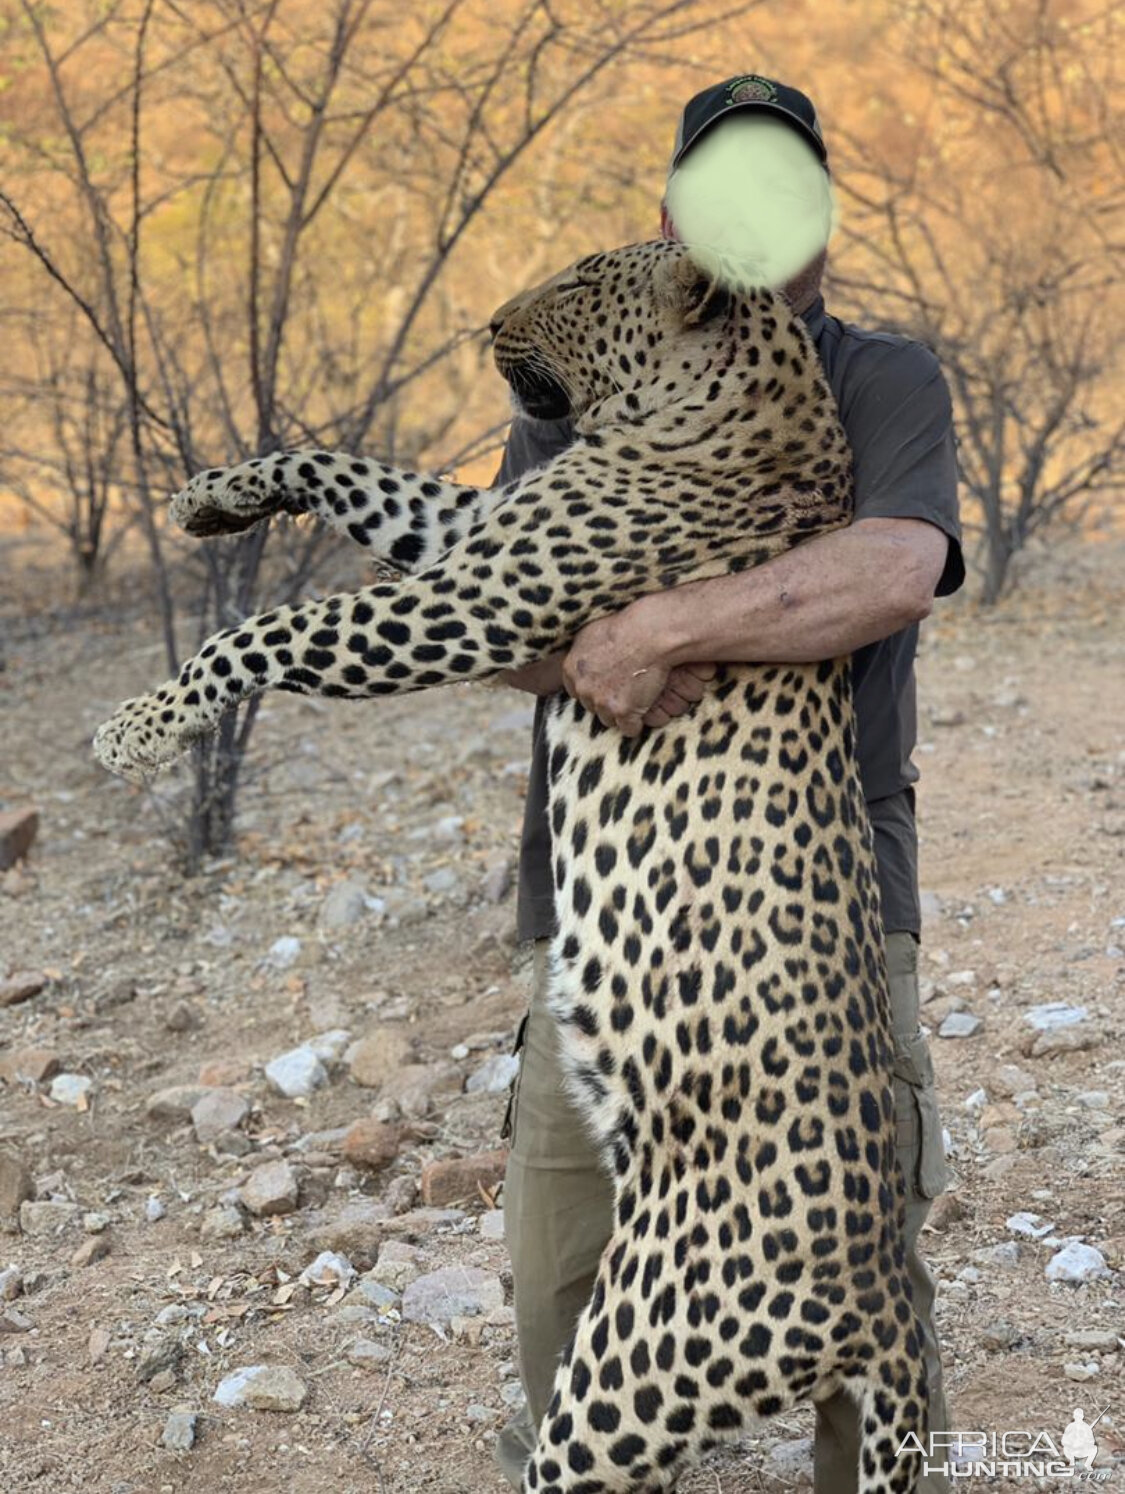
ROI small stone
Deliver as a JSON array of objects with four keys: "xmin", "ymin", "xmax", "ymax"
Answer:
[
  {"xmin": 213, "ymin": 1364, "xmax": 307, "ymax": 1412},
  {"xmin": 1006, "ymin": 1211, "xmax": 1054, "ymax": 1238},
  {"xmin": 938, "ymin": 1012, "xmax": 982, "ymax": 1039},
  {"xmin": 164, "ymin": 1000, "xmax": 202, "ymax": 1033},
  {"xmin": 0, "ymin": 971, "xmax": 47, "ymax": 1007},
  {"xmin": 320, "ymin": 880, "xmax": 369, "ymax": 930},
  {"xmin": 71, "ymin": 1234, "xmax": 111, "ymax": 1268},
  {"xmin": 266, "ymin": 936, "xmax": 302, "ymax": 969},
  {"xmin": 298, "ymin": 1251, "xmax": 356, "ymax": 1289},
  {"xmin": 982, "ymin": 1126, "xmax": 1018, "ymax": 1154},
  {"xmin": 240, "ymin": 1160, "xmax": 299, "ymax": 1217},
  {"xmin": 145, "ymin": 1196, "xmax": 167, "ymax": 1223},
  {"xmin": 0, "ymin": 806, "xmax": 38, "ymax": 870},
  {"xmin": 370, "ymin": 1241, "xmax": 424, "ymax": 1292},
  {"xmin": 49, "ymin": 1073, "xmax": 93, "ymax": 1106},
  {"xmin": 1024, "ymin": 1002, "xmax": 1088, "ymax": 1031},
  {"xmin": 1063, "ymin": 1361, "xmax": 1101, "ymax": 1382},
  {"xmin": 146, "ymin": 1084, "xmax": 213, "ymax": 1122},
  {"xmin": 1045, "ymin": 1243, "xmax": 1109, "ymax": 1283},
  {"xmin": 1064, "ymin": 1330, "xmax": 1120, "ymax": 1351},
  {"xmin": 481, "ymin": 858, "xmax": 513, "ymax": 903},
  {"xmin": 265, "ymin": 1045, "xmax": 328, "ymax": 1099},
  {"xmin": 973, "ymin": 1241, "xmax": 1022, "ymax": 1269},
  {"xmin": 347, "ymin": 1337, "xmax": 393, "ymax": 1369},
  {"xmin": 383, "ymin": 1176, "xmax": 419, "ymax": 1215},
  {"xmin": 191, "ymin": 1088, "xmax": 250, "ymax": 1145},
  {"xmin": 980, "ymin": 1321, "xmax": 1020, "ymax": 1352},
  {"xmin": 500, "ymin": 1380, "xmax": 527, "ymax": 1408},
  {"xmin": 0, "ymin": 1307, "xmax": 33, "ymax": 1333},
  {"xmin": 1024, "ymin": 1026, "xmax": 1104, "ymax": 1059},
  {"xmin": 0, "ymin": 1047, "xmax": 60, "ymax": 1085},
  {"xmin": 137, "ymin": 1331, "xmax": 183, "ymax": 1384},
  {"xmin": 1074, "ymin": 1090, "xmax": 1110, "ymax": 1110},
  {"xmin": 341, "ymin": 1119, "xmax": 402, "ymax": 1172},
  {"xmin": 990, "ymin": 1065, "xmax": 1037, "ymax": 1098},
  {"xmin": 316, "ymin": 1199, "xmax": 393, "ymax": 1260},
  {"xmin": 0, "ymin": 1152, "xmax": 33, "ymax": 1219},
  {"xmin": 955, "ymin": 1266, "xmax": 982, "ymax": 1285},
  {"xmin": 0, "ymin": 1267, "xmax": 21, "ymax": 1301},
  {"xmin": 354, "ymin": 1278, "xmax": 400, "ymax": 1312},
  {"xmin": 306, "ymin": 1029, "xmax": 352, "ymax": 1065},
  {"xmin": 402, "ymin": 1266, "xmax": 504, "ymax": 1326},
  {"xmin": 479, "ymin": 1210, "xmax": 505, "ymax": 1241},
  {"xmin": 346, "ymin": 1028, "xmax": 414, "ymax": 1089},
  {"xmin": 766, "ymin": 1437, "xmax": 814, "ymax": 1486},
  {"xmin": 200, "ymin": 1206, "xmax": 245, "ymax": 1242},
  {"xmin": 19, "ymin": 1199, "xmax": 79, "ymax": 1236},
  {"xmin": 422, "ymin": 866, "xmax": 458, "ymax": 896},
  {"xmin": 161, "ymin": 1410, "xmax": 197, "ymax": 1450},
  {"xmin": 88, "ymin": 1326, "xmax": 111, "ymax": 1362},
  {"xmin": 420, "ymin": 1149, "xmax": 508, "ymax": 1207},
  {"xmin": 465, "ymin": 1054, "xmax": 520, "ymax": 1094}
]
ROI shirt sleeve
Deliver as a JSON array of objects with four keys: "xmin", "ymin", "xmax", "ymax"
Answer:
[
  {"xmin": 844, "ymin": 341, "xmax": 965, "ymax": 597},
  {"xmin": 491, "ymin": 416, "xmax": 576, "ymax": 489}
]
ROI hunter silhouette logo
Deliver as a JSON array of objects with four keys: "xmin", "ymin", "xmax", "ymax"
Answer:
[{"xmin": 1062, "ymin": 1408, "xmax": 1104, "ymax": 1473}]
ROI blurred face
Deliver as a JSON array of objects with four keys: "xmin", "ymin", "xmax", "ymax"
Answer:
[{"xmin": 663, "ymin": 114, "xmax": 834, "ymax": 289}]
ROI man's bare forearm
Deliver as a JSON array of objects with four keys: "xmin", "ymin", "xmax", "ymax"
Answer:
[{"xmin": 635, "ymin": 518, "xmax": 947, "ymax": 667}]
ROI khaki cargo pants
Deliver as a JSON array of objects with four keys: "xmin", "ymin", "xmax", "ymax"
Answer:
[{"xmin": 495, "ymin": 931, "xmax": 951, "ymax": 1494}]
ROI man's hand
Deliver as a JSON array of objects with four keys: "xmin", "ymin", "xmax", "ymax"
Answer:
[{"xmin": 561, "ymin": 609, "xmax": 716, "ymax": 737}]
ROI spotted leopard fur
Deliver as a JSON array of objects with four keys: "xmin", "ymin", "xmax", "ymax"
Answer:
[{"xmin": 94, "ymin": 241, "xmax": 926, "ymax": 1493}]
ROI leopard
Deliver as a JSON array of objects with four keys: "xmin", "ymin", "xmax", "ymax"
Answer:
[{"xmin": 93, "ymin": 239, "xmax": 927, "ymax": 1494}]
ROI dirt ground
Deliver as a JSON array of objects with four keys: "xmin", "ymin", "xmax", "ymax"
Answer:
[{"xmin": 1, "ymin": 528, "xmax": 1123, "ymax": 1494}]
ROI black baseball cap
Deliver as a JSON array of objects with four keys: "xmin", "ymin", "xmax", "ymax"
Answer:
[{"xmin": 671, "ymin": 75, "xmax": 828, "ymax": 170}]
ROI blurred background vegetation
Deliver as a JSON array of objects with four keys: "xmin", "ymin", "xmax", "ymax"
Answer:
[{"xmin": 0, "ymin": 0, "xmax": 1121, "ymax": 863}]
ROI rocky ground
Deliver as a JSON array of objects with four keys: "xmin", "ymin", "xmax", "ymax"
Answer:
[{"xmin": 0, "ymin": 530, "xmax": 1123, "ymax": 1494}]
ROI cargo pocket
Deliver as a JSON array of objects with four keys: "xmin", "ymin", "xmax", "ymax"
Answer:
[
  {"xmin": 500, "ymin": 1010, "xmax": 530, "ymax": 1146},
  {"xmin": 892, "ymin": 1028, "xmax": 950, "ymax": 1200}
]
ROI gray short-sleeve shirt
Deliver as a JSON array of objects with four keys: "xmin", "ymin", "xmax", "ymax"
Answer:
[{"xmin": 492, "ymin": 292, "xmax": 964, "ymax": 941}]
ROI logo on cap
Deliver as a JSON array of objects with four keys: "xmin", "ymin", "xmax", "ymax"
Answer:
[{"xmin": 727, "ymin": 76, "xmax": 778, "ymax": 105}]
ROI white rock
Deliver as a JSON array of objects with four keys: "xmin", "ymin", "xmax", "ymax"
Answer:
[
  {"xmin": 161, "ymin": 1409, "xmax": 197, "ymax": 1450},
  {"xmin": 947, "ymin": 970, "xmax": 977, "ymax": 988},
  {"xmin": 1006, "ymin": 1212, "xmax": 1055, "ymax": 1239},
  {"xmin": 423, "ymin": 866, "xmax": 459, "ymax": 896},
  {"xmin": 305, "ymin": 1029, "xmax": 352, "ymax": 1064},
  {"xmin": 49, "ymin": 1073, "xmax": 93, "ymax": 1106},
  {"xmin": 465, "ymin": 1054, "xmax": 520, "ymax": 1095},
  {"xmin": 0, "ymin": 1267, "xmax": 21, "ymax": 1300},
  {"xmin": 963, "ymin": 1088, "xmax": 988, "ymax": 1110},
  {"xmin": 298, "ymin": 1251, "xmax": 356, "ymax": 1289},
  {"xmin": 938, "ymin": 1012, "xmax": 982, "ymax": 1039},
  {"xmin": 145, "ymin": 1196, "xmax": 166, "ymax": 1222},
  {"xmin": 500, "ymin": 1380, "xmax": 527, "ymax": 1409},
  {"xmin": 1024, "ymin": 1002, "xmax": 1088, "ymax": 1032},
  {"xmin": 1063, "ymin": 1361, "xmax": 1101, "ymax": 1382},
  {"xmin": 265, "ymin": 1045, "xmax": 328, "ymax": 1098},
  {"xmin": 449, "ymin": 1043, "xmax": 470, "ymax": 1061},
  {"xmin": 1045, "ymin": 1243, "xmax": 1109, "ymax": 1283},
  {"xmin": 401, "ymin": 1266, "xmax": 504, "ymax": 1325},
  {"xmin": 266, "ymin": 936, "xmax": 302, "ymax": 969},
  {"xmin": 213, "ymin": 1364, "xmax": 307, "ymax": 1412}
]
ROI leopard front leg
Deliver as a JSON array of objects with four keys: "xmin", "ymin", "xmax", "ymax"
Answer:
[{"xmin": 170, "ymin": 448, "xmax": 503, "ymax": 571}]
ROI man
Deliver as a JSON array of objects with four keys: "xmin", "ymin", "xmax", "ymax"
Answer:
[{"xmin": 492, "ymin": 75, "xmax": 961, "ymax": 1494}]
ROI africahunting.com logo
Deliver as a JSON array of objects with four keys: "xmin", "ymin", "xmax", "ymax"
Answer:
[{"xmin": 897, "ymin": 1406, "xmax": 1114, "ymax": 1480}]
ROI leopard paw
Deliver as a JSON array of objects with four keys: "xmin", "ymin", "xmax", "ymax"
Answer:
[
  {"xmin": 92, "ymin": 692, "xmax": 201, "ymax": 782},
  {"xmin": 170, "ymin": 460, "xmax": 282, "ymax": 537}
]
